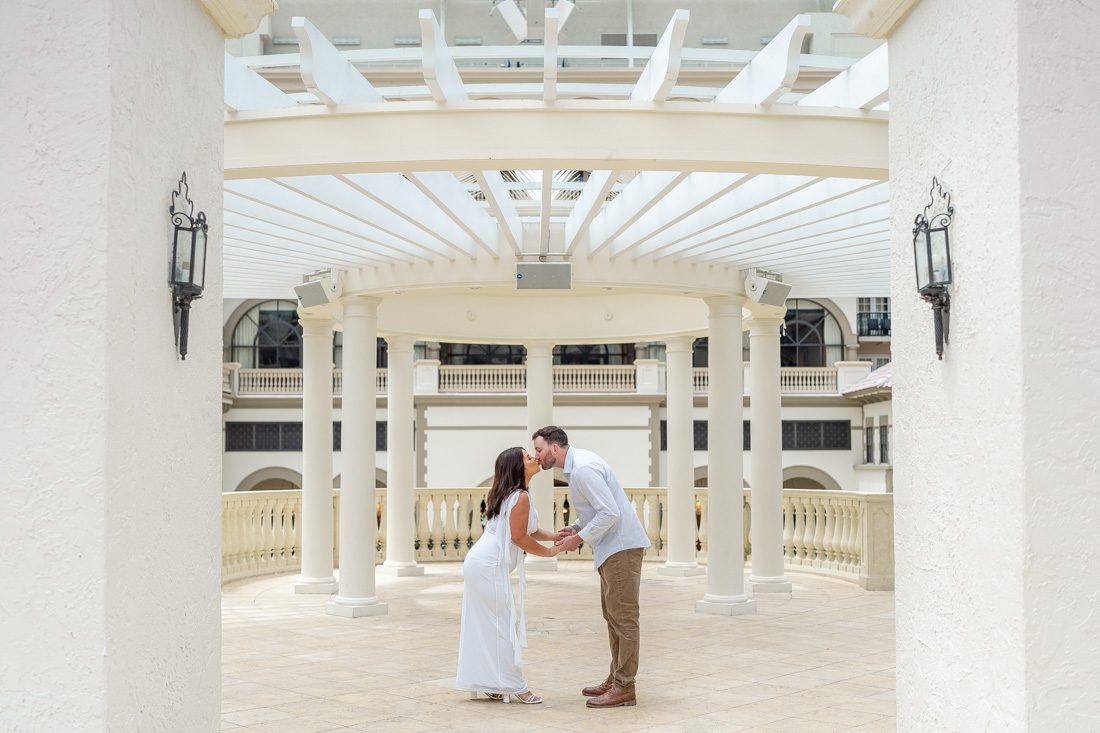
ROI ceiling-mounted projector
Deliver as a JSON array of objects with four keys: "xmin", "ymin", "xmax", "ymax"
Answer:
[
  {"xmin": 744, "ymin": 270, "xmax": 791, "ymax": 307},
  {"xmin": 516, "ymin": 262, "xmax": 571, "ymax": 290}
]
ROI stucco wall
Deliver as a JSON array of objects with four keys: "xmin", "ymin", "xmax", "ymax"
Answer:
[
  {"xmin": 889, "ymin": 0, "xmax": 1027, "ymax": 728},
  {"xmin": 3, "ymin": 1, "xmax": 224, "ymax": 730},
  {"xmin": 1017, "ymin": 1, "xmax": 1100, "ymax": 727}
]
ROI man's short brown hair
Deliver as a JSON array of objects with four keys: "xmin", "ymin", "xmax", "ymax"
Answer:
[{"xmin": 532, "ymin": 425, "xmax": 569, "ymax": 448}]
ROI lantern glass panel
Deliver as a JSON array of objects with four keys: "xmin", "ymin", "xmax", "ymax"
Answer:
[
  {"xmin": 914, "ymin": 231, "xmax": 931, "ymax": 291},
  {"xmin": 173, "ymin": 228, "xmax": 193, "ymax": 286},
  {"xmin": 929, "ymin": 228, "xmax": 951, "ymax": 286},
  {"xmin": 192, "ymin": 228, "xmax": 207, "ymax": 290}
]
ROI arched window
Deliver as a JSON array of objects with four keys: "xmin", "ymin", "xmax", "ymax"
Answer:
[
  {"xmin": 553, "ymin": 344, "xmax": 635, "ymax": 365},
  {"xmin": 781, "ymin": 299, "xmax": 844, "ymax": 367},
  {"xmin": 231, "ymin": 300, "xmax": 302, "ymax": 369},
  {"xmin": 440, "ymin": 343, "xmax": 524, "ymax": 365},
  {"xmin": 231, "ymin": 300, "xmax": 387, "ymax": 369}
]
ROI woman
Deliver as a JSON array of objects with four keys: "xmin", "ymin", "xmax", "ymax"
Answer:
[{"xmin": 455, "ymin": 447, "xmax": 563, "ymax": 704}]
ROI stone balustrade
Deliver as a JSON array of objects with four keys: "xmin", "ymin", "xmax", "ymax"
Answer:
[
  {"xmin": 232, "ymin": 367, "xmax": 388, "ymax": 396},
  {"xmin": 221, "ymin": 487, "xmax": 893, "ymax": 590},
  {"xmin": 223, "ymin": 363, "xmax": 849, "ymax": 398}
]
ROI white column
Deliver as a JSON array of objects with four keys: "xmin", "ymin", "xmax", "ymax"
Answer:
[
  {"xmin": 381, "ymin": 335, "xmax": 423, "ymax": 576},
  {"xmin": 296, "ymin": 315, "xmax": 338, "ymax": 594},
  {"xmin": 697, "ymin": 296, "xmax": 756, "ymax": 616},
  {"xmin": 747, "ymin": 316, "xmax": 791, "ymax": 594},
  {"xmin": 525, "ymin": 341, "xmax": 557, "ymax": 570},
  {"xmin": 326, "ymin": 297, "xmax": 387, "ymax": 617},
  {"xmin": 660, "ymin": 336, "xmax": 705, "ymax": 576}
]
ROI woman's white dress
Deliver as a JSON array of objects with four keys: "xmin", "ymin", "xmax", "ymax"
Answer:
[{"xmin": 455, "ymin": 490, "xmax": 536, "ymax": 694}]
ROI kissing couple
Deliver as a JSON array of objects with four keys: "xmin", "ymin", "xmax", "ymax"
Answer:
[{"xmin": 455, "ymin": 425, "xmax": 651, "ymax": 708}]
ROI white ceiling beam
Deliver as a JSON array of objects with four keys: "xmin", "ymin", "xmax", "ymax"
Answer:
[
  {"xmin": 292, "ymin": 17, "xmax": 384, "ymax": 106},
  {"xmin": 406, "ymin": 172, "xmax": 500, "ymax": 258},
  {"xmin": 799, "ymin": 43, "xmax": 888, "ymax": 110},
  {"xmin": 643, "ymin": 176, "xmax": 820, "ymax": 260},
  {"xmin": 224, "ymin": 240, "xmax": 365, "ymax": 270},
  {"xmin": 419, "ymin": 9, "xmax": 467, "ymax": 102},
  {"xmin": 661, "ymin": 178, "xmax": 881, "ymax": 260},
  {"xmin": 630, "ymin": 9, "xmax": 690, "ymax": 102},
  {"xmin": 702, "ymin": 183, "xmax": 888, "ymax": 247},
  {"xmin": 223, "ymin": 211, "xmax": 416, "ymax": 263},
  {"xmin": 539, "ymin": 169, "xmax": 554, "ymax": 253},
  {"xmin": 587, "ymin": 172, "xmax": 689, "ymax": 256},
  {"xmin": 223, "ymin": 186, "xmax": 434, "ymax": 261},
  {"xmin": 564, "ymin": 171, "xmax": 618, "ymax": 255},
  {"xmin": 268, "ymin": 176, "xmax": 455, "ymax": 260},
  {"xmin": 474, "ymin": 171, "xmax": 523, "ymax": 255},
  {"xmin": 693, "ymin": 205, "xmax": 891, "ymax": 262},
  {"xmin": 224, "ymin": 226, "xmax": 405, "ymax": 267},
  {"xmin": 342, "ymin": 173, "xmax": 477, "ymax": 259},
  {"xmin": 607, "ymin": 173, "xmax": 748, "ymax": 258},
  {"xmin": 714, "ymin": 14, "xmax": 811, "ymax": 105},
  {"xmin": 224, "ymin": 51, "xmax": 297, "ymax": 112},
  {"xmin": 544, "ymin": 7, "xmax": 560, "ymax": 103},
  {"xmin": 713, "ymin": 233, "xmax": 891, "ymax": 267}
]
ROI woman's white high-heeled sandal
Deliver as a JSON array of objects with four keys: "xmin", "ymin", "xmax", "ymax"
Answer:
[{"xmin": 513, "ymin": 691, "xmax": 542, "ymax": 704}]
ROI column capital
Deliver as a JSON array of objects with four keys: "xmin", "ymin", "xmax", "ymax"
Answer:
[
  {"xmin": 833, "ymin": 0, "xmax": 919, "ymax": 39},
  {"xmin": 524, "ymin": 341, "xmax": 555, "ymax": 358},
  {"xmin": 298, "ymin": 315, "xmax": 333, "ymax": 335},
  {"xmin": 664, "ymin": 335, "xmax": 695, "ymax": 354},
  {"xmin": 384, "ymin": 333, "xmax": 416, "ymax": 351},
  {"xmin": 704, "ymin": 295, "xmax": 747, "ymax": 318},
  {"xmin": 339, "ymin": 294, "xmax": 381, "ymax": 318},
  {"xmin": 748, "ymin": 316, "xmax": 785, "ymax": 336}
]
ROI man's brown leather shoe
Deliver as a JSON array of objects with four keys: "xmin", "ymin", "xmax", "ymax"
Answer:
[
  {"xmin": 586, "ymin": 686, "xmax": 636, "ymax": 708},
  {"xmin": 581, "ymin": 680, "xmax": 612, "ymax": 697}
]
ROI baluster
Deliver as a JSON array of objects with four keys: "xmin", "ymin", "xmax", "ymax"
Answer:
[
  {"xmin": 811, "ymin": 500, "xmax": 826, "ymax": 568},
  {"xmin": 222, "ymin": 497, "xmax": 235, "ymax": 580},
  {"xmin": 249, "ymin": 497, "xmax": 263, "ymax": 573},
  {"xmin": 788, "ymin": 496, "xmax": 804, "ymax": 564},
  {"xmin": 782, "ymin": 494, "xmax": 795, "ymax": 561},
  {"xmin": 658, "ymin": 491, "xmax": 669, "ymax": 556},
  {"xmin": 377, "ymin": 491, "xmax": 387, "ymax": 564},
  {"xmin": 743, "ymin": 493, "xmax": 752, "ymax": 559},
  {"xmin": 821, "ymin": 498, "xmax": 836, "ymax": 568},
  {"xmin": 413, "ymin": 492, "xmax": 427, "ymax": 562},
  {"xmin": 646, "ymin": 491, "xmax": 662, "ymax": 557},
  {"xmin": 696, "ymin": 489, "xmax": 708, "ymax": 558},
  {"xmin": 455, "ymin": 492, "xmax": 473, "ymax": 559},
  {"xmin": 847, "ymin": 500, "xmax": 862, "ymax": 573},
  {"xmin": 838, "ymin": 501, "xmax": 853, "ymax": 569},
  {"xmin": 470, "ymin": 491, "xmax": 485, "ymax": 545},
  {"xmin": 799, "ymin": 496, "xmax": 814, "ymax": 563},
  {"xmin": 430, "ymin": 494, "xmax": 445, "ymax": 559},
  {"xmin": 801, "ymin": 496, "xmax": 817, "ymax": 564},
  {"xmin": 270, "ymin": 496, "xmax": 285, "ymax": 569}
]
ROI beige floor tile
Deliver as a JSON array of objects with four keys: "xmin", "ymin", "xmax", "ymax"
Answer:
[{"xmin": 222, "ymin": 562, "xmax": 896, "ymax": 733}]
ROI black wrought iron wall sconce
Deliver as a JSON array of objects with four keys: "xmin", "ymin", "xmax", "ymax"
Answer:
[
  {"xmin": 912, "ymin": 178, "xmax": 954, "ymax": 359},
  {"xmin": 169, "ymin": 173, "xmax": 208, "ymax": 360}
]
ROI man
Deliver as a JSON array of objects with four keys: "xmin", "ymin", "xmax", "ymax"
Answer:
[{"xmin": 532, "ymin": 425, "xmax": 650, "ymax": 709}]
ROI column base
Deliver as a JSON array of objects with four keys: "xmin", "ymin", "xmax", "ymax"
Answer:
[
  {"xmin": 525, "ymin": 555, "xmax": 558, "ymax": 571},
  {"xmin": 294, "ymin": 576, "xmax": 338, "ymax": 595},
  {"xmin": 747, "ymin": 576, "xmax": 793, "ymax": 594},
  {"xmin": 695, "ymin": 594, "xmax": 757, "ymax": 616},
  {"xmin": 326, "ymin": 596, "xmax": 389, "ymax": 618},
  {"xmin": 379, "ymin": 562, "xmax": 425, "ymax": 577},
  {"xmin": 658, "ymin": 562, "xmax": 706, "ymax": 577}
]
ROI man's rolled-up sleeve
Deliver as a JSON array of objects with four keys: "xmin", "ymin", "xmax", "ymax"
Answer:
[{"xmin": 572, "ymin": 466, "xmax": 620, "ymax": 545}]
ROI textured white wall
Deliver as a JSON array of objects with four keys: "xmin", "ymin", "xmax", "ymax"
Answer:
[
  {"xmin": 2, "ymin": 1, "xmax": 224, "ymax": 730},
  {"xmin": 889, "ymin": 0, "xmax": 1028, "ymax": 728},
  {"xmin": 1017, "ymin": 1, "xmax": 1100, "ymax": 727}
]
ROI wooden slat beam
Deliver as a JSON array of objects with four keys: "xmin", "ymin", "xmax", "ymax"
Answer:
[
  {"xmin": 406, "ymin": 172, "xmax": 500, "ymax": 258},
  {"xmin": 474, "ymin": 171, "xmax": 523, "ymax": 255},
  {"xmin": 714, "ymin": 14, "xmax": 811, "ymax": 105},
  {"xmin": 587, "ymin": 172, "xmax": 689, "ymax": 256},
  {"xmin": 224, "ymin": 51, "xmax": 297, "ymax": 112},
  {"xmin": 630, "ymin": 9, "xmax": 690, "ymax": 102},
  {"xmin": 564, "ymin": 171, "xmax": 618, "ymax": 255},
  {"xmin": 799, "ymin": 43, "xmax": 888, "ymax": 110},
  {"xmin": 420, "ymin": 9, "xmax": 467, "ymax": 102},
  {"xmin": 292, "ymin": 16, "xmax": 384, "ymax": 106}
]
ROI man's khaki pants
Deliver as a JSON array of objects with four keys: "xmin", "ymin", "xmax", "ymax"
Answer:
[{"xmin": 598, "ymin": 548, "xmax": 644, "ymax": 690}]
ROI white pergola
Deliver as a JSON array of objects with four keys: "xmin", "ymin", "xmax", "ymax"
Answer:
[{"xmin": 221, "ymin": 8, "xmax": 890, "ymax": 619}]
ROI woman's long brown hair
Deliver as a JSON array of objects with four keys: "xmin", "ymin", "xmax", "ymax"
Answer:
[{"xmin": 485, "ymin": 447, "xmax": 527, "ymax": 520}]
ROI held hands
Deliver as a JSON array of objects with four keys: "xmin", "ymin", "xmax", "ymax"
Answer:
[
  {"xmin": 554, "ymin": 532, "xmax": 584, "ymax": 553},
  {"xmin": 552, "ymin": 526, "xmax": 577, "ymax": 542}
]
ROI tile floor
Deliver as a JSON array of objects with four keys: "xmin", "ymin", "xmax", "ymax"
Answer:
[{"xmin": 222, "ymin": 562, "xmax": 895, "ymax": 732}]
